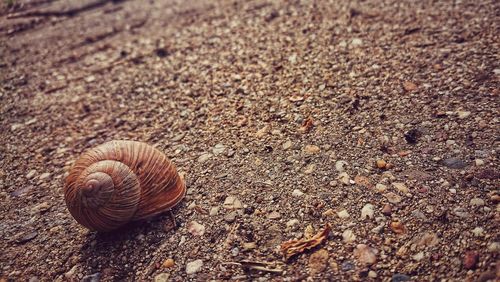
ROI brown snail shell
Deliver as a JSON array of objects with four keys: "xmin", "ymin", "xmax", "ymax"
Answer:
[{"xmin": 64, "ymin": 140, "xmax": 186, "ymax": 232}]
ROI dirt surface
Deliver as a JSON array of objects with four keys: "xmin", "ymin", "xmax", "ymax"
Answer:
[{"xmin": 1, "ymin": 0, "xmax": 499, "ymax": 281}]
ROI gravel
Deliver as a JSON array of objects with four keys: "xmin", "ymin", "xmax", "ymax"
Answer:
[{"xmin": 0, "ymin": 0, "xmax": 498, "ymax": 281}]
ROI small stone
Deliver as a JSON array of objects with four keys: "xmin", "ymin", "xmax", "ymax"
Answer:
[
  {"xmin": 31, "ymin": 202, "xmax": 50, "ymax": 214},
  {"xmin": 209, "ymin": 206, "xmax": 219, "ymax": 216},
  {"xmin": 39, "ymin": 172, "xmax": 51, "ymax": 180},
  {"xmin": 475, "ymin": 159, "xmax": 485, "ymax": 166},
  {"xmin": 472, "ymin": 227, "xmax": 484, "ymax": 237},
  {"xmin": 322, "ymin": 209, "xmax": 335, "ymax": 217},
  {"xmin": 212, "ymin": 144, "xmax": 226, "ymax": 155},
  {"xmin": 453, "ymin": 207, "xmax": 469, "ymax": 218},
  {"xmin": 354, "ymin": 175, "xmax": 372, "ymax": 189},
  {"xmin": 341, "ymin": 261, "xmax": 355, "ymax": 271},
  {"xmin": 224, "ymin": 211, "xmax": 237, "ymax": 223},
  {"xmin": 282, "ymin": 140, "xmax": 292, "ymax": 150},
  {"xmin": 470, "ymin": 198, "xmax": 485, "ymax": 207},
  {"xmin": 11, "ymin": 123, "xmax": 24, "ymax": 131},
  {"xmin": 255, "ymin": 125, "xmax": 269, "ymax": 138},
  {"xmin": 382, "ymin": 204, "xmax": 392, "ymax": 216},
  {"xmin": 223, "ymin": 196, "xmax": 243, "ymax": 209},
  {"xmin": 338, "ymin": 172, "xmax": 350, "ymax": 185},
  {"xmin": 390, "ymin": 221, "xmax": 406, "ymax": 234},
  {"xmin": 335, "ymin": 160, "xmax": 348, "ymax": 172},
  {"xmin": 337, "ymin": 209, "xmax": 350, "ymax": 219},
  {"xmin": 242, "ymin": 242, "xmax": 256, "ymax": 250},
  {"xmin": 187, "ymin": 221, "xmax": 205, "ymax": 236},
  {"xmin": 309, "ymin": 249, "xmax": 329, "ymax": 275},
  {"xmin": 412, "ymin": 252, "xmax": 424, "ymax": 261},
  {"xmin": 304, "ymin": 225, "xmax": 315, "ymax": 239},
  {"xmin": 197, "ymin": 153, "xmax": 213, "ymax": 163},
  {"xmin": 187, "ymin": 202, "xmax": 196, "ymax": 209},
  {"xmin": 268, "ymin": 211, "xmax": 281, "ymax": 219},
  {"xmin": 403, "ymin": 81, "xmax": 417, "ymax": 91},
  {"xmin": 371, "ymin": 222, "xmax": 385, "ymax": 234},
  {"xmin": 292, "ymin": 189, "xmax": 304, "ymax": 197},
  {"xmin": 351, "ymin": 38, "xmax": 363, "ymax": 46},
  {"xmin": 440, "ymin": 157, "xmax": 467, "ymax": 169},
  {"xmin": 162, "ymin": 259, "xmax": 175, "ymax": 268},
  {"xmin": 360, "ymin": 204, "xmax": 374, "ymax": 220},
  {"xmin": 457, "ymin": 111, "xmax": 471, "ymax": 119},
  {"xmin": 354, "ymin": 244, "xmax": 378, "ymax": 265},
  {"xmin": 26, "ymin": 170, "xmax": 36, "ymax": 179},
  {"xmin": 64, "ymin": 265, "xmax": 78, "ymax": 279},
  {"xmin": 368, "ymin": 270, "xmax": 377, "ymax": 278},
  {"xmin": 286, "ymin": 219, "xmax": 299, "ymax": 227},
  {"xmin": 385, "ymin": 192, "xmax": 402, "ymax": 204},
  {"xmin": 392, "ymin": 273, "xmax": 411, "ymax": 282},
  {"xmin": 375, "ymin": 183, "xmax": 387, "ymax": 193},
  {"xmin": 487, "ymin": 242, "xmax": 499, "ymax": 252},
  {"xmin": 154, "ymin": 273, "xmax": 170, "ymax": 282},
  {"xmin": 186, "ymin": 259, "xmax": 203, "ymax": 274},
  {"xmin": 392, "ymin": 182, "xmax": 409, "ymax": 194},
  {"xmin": 16, "ymin": 231, "xmax": 38, "ymax": 244},
  {"xmin": 342, "ymin": 229, "xmax": 356, "ymax": 243},
  {"xmin": 463, "ymin": 251, "xmax": 479, "ymax": 269},
  {"xmin": 304, "ymin": 145, "xmax": 320, "ymax": 153},
  {"xmin": 82, "ymin": 273, "xmax": 101, "ymax": 282},
  {"xmin": 304, "ymin": 164, "xmax": 316, "ymax": 174},
  {"xmin": 415, "ymin": 232, "xmax": 439, "ymax": 247},
  {"xmin": 376, "ymin": 159, "xmax": 387, "ymax": 169}
]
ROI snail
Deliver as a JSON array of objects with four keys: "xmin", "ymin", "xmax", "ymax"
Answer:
[{"xmin": 64, "ymin": 140, "xmax": 186, "ymax": 232}]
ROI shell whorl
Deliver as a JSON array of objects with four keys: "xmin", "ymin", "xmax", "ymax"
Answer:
[{"xmin": 64, "ymin": 140, "xmax": 186, "ymax": 232}]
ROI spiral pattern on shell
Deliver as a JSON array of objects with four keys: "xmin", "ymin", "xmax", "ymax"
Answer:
[{"xmin": 64, "ymin": 140, "xmax": 186, "ymax": 232}]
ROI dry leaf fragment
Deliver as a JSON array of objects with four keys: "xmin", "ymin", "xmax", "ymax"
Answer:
[
  {"xmin": 280, "ymin": 224, "xmax": 331, "ymax": 261},
  {"xmin": 299, "ymin": 117, "xmax": 314, "ymax": 133}
]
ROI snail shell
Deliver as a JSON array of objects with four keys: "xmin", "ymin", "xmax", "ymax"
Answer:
[{"xmin": 64, "ymin": 140, "xmax": 186, "ymax": 232}]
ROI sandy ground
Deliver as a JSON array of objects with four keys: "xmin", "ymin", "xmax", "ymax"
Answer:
[{"xmin": 0, "ymin": 0, "xmax": 499, "ymax": 281}]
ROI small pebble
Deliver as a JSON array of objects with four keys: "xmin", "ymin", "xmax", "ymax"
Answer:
[
  {"xmin": 292, "ymin": 189, "xmax": 304, "ymax": 197},
  {"xmin": 360, "ymin": 204, "xmax": 374, "ymax": 220},
  {"xmin": 392, "ymin": 182, "xmax": 409, "ymax": 194},
  {"xmin": 376, "ymin": 159, "xmax": 387, "ymax": 169},
  {"xmin": 337, "ymin": 209, "xmax": 350, "ymax": 219},
  {"xmin": 224, "ymin": 211, "xmax": 237, "ymax": 223},
  {"xmin": 39, "ymin": 172, "xmax": 51, "ymax": 180},
  {"xmin": 354, "ymin": 244, "xmax": 378, "ymax": 265},
  {"xmin": 304, "ymin": 145, "xmax": 320, "ymax": 153},
  {"xmin": 186, "ymin": 259, "xmax": 203, "ymax": 274},
  {"xmin": 382, "ymin": 204, "xmax": 392, "ymax": 216},
  {"xmin": 282, "ymin": 140, "xmax": 292, "ymax": 150},
  {"xmin": 392, "ymin": 273, "xmax": 411, "ymax": 282},
  {"xmin": 472, "ymin": 227, "xmax": 484, "ymax": 237},
  {"xmin": 463, "ymin": 251, "xmax": 479, "ymax": 269},
  {"xmin": 470, "ymin": 198, "xmax": 485, "ymax": 207},
  {"xmin": 440, "ymin": 157, "xmax": 467, "ymax": 169},
  {"xmin": 385, "ymin": 192, "xmax": 402, "ymax": 203},
  {"xmin": 197, "ymin": 153, "xmax": 212, "ymax": 163},
  {"xmin": 209, "ymin": 206, "xmax": 219, "ymax": 216},
  {"xmin": 268, "ymin": 211, "xmax": 281, "ymax": 219},
  {"xmin": 335, "ymin": 160, "xmax": 348, "ymax": 172},
  {"xmin": 162, "ymin": 259, "xmax": 175, "ymax": 268},
  {"xmin": 154, "ymin": 273, "xmax": 169, "ymax": 282},
  {"xmin": 187, "ymin": 221, "xmax": 205, "ymax": 236},
  {"xmin": 26, "ymin": 170, "xmax": 36, "ymax": 179},
  {"xmin": 342, "ymin": 229, "xmax": 356, "ymax": 243},
  {"xmin": 375, "ymin": 183, "xmax": 387, "ymax": 193}
]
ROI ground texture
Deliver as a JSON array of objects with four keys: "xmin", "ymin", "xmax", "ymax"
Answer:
[{"xmin": 0, "ymin": 0, "xmax": 499, "ymax": 281}]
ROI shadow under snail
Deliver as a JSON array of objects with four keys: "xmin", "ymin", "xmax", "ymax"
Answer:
[{"xmin": 64, "ymin": 140, "xmax": 186, "ymax": 232}]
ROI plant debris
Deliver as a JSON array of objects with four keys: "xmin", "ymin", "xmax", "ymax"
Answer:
[{"xmin": 280, "ymin": 224, "xmax": 331, "ymax": 261}]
